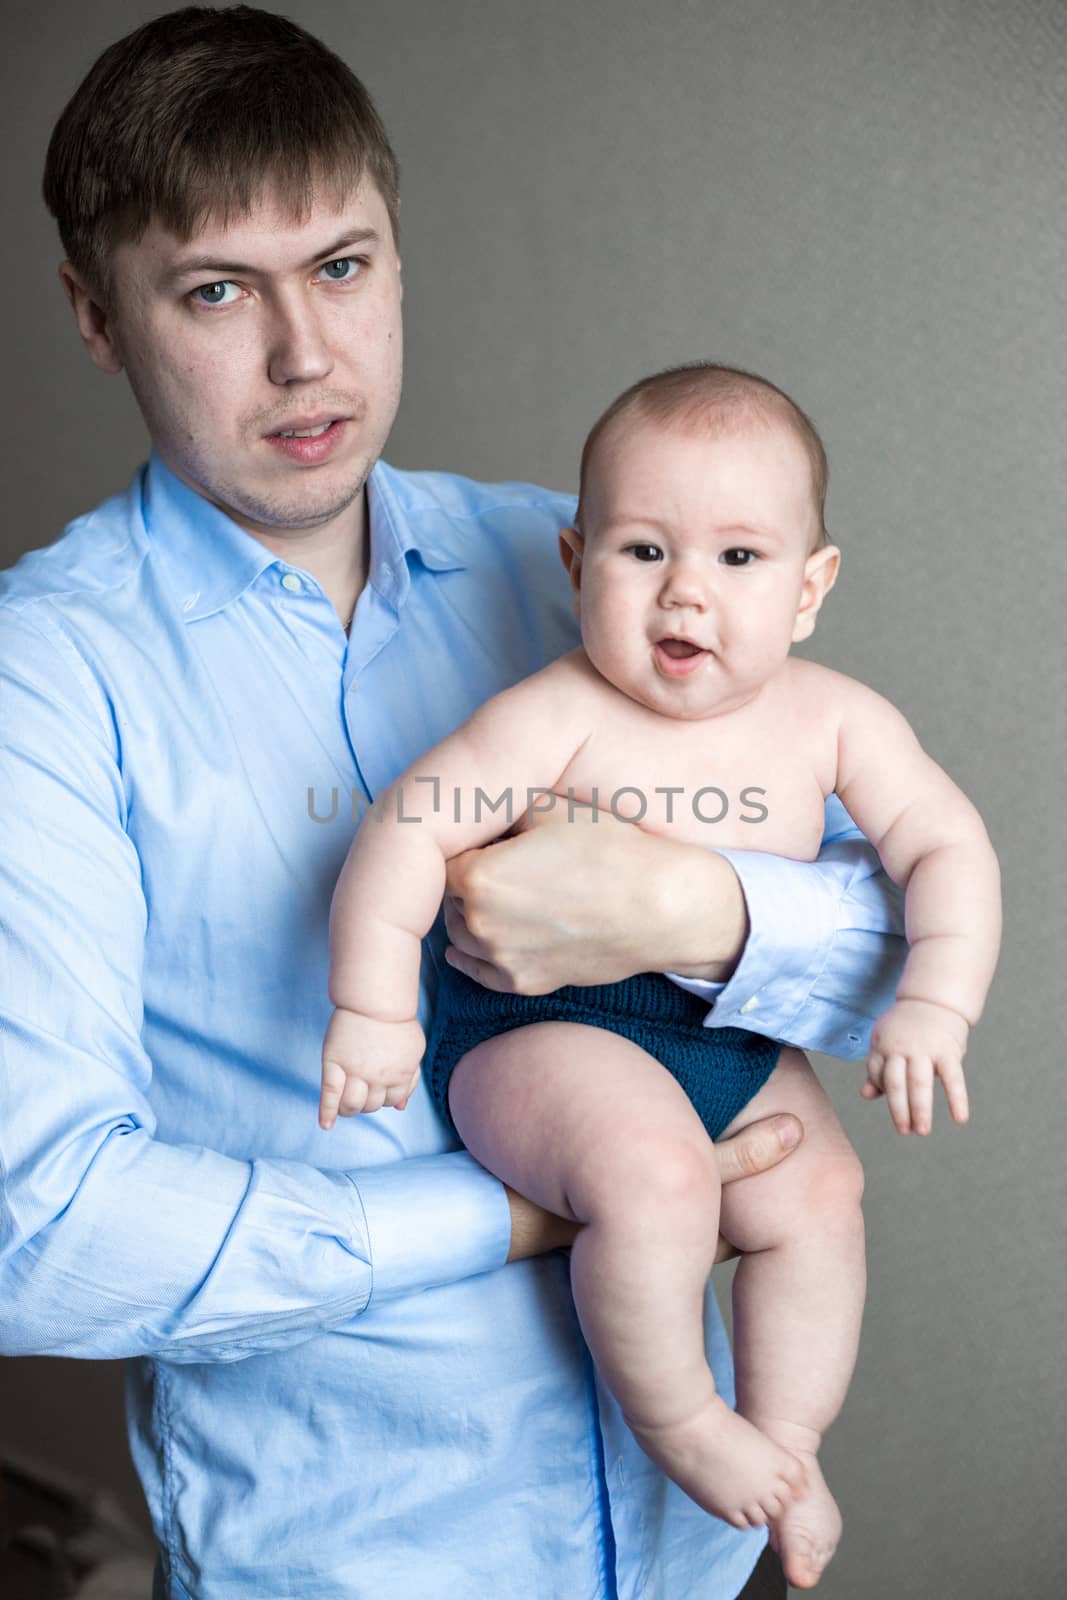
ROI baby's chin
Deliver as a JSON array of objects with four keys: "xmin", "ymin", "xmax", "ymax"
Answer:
[{"xmin": 621, "ymin": 673, "xmax": 738, "ymax": 722}]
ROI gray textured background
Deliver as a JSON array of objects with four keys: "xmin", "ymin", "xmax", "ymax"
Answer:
[{"xmin": 1, "ymin": 2, "xmax": 1064, "ymax": 1596}]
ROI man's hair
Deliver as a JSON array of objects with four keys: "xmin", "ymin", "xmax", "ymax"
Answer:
[
  {"xmin": 42, "ymin": 5, "xmax": 400, "ymax": 308},
  {"xmin": 577, "ymin": 363, "xmax": 830, "ymax": 548}
]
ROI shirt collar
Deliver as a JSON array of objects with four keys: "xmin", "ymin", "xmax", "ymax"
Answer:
[
  {"xmin": 367, "ymin": 460, "xmax": 471, "ymax": 578},
  {"xmin": 144, "ymin": 451, "xmax": 468, "ymax": 623},
  {"xmin": 144, "ymin": 451, "xmax": 282, "ymax": 622}
]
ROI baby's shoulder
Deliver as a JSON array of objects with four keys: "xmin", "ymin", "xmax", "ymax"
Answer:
[
  {"xmin": 780, "ymin": 657, "xmax": 862, "ymax": 725},
  {"xmin": 783, "ymin": 659, "xmax": 918, "ymax": 755},
  {"xmin": 478, "ymin": 647, "xmax": 602, "ymax": 730}
]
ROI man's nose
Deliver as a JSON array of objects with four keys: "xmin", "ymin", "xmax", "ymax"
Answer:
[{"xmin": 266, "ymin": 292, "xmax": 334, "ymax": 385}]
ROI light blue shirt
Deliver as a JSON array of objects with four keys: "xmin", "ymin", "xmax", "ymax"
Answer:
[{"xmin": 0, "ymin": 454, "xmax": 904, "ymax": 1599}]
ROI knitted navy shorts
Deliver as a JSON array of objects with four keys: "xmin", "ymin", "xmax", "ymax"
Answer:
[{"xmin": 426, "ymin": 965, "xmax": 781, "ymax": 1140}]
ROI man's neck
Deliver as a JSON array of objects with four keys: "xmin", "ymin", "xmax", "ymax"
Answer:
[{"xmin": 229, "ymin": 487, "xmax": 370, "ymax": 631}]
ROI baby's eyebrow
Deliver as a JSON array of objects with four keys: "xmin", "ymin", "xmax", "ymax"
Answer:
[
  {"xmin": 603, "ymin": 516, "xmax": 672, "ymax": 535},
  {"xmin": 718, "ymin": 523, "xmax": 786, "ymax": 544}
]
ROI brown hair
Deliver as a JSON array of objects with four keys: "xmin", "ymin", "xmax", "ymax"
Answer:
[
  {"xmin": 577, "ymin": 363, "xmax": 830, "ymax": 548},
  {"xmin": 42, "ymin": 6, "xmax": 400, "ymax": 308}
]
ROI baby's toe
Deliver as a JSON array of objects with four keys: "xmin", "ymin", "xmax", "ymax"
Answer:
[{"xmin": 781, "ymin": 1529, "xmax": 837, "ymax": 1590}]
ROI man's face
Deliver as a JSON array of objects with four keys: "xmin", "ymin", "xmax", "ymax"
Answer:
[
  {"xmin": 103, "ymin": 178, "xmax": 402, "ymax": 541},
  {"xmin": 566, "ymin": 418, "xmax": 836, "ymax": 720}
]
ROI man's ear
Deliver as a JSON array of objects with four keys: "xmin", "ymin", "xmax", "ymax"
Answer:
[
  {"xmin": 558, "ymin": 527, "xmax": 585, "ymax": 596},
  {"xmin": 58, "ymin": 261, "xmax": 124, "ymax": 376},
  {"xmin": 792, "ymin": 543, "xmax": 841, "ymax": 643}
]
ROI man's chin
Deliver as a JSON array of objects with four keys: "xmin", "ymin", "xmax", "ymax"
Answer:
[{"xmin": 219, "ymin": 462, "xmax": 372, "ymax": 536}]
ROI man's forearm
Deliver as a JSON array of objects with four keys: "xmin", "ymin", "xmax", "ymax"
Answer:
[
  {"xmin": 650, "ymin": 842, "xmax": 750, "ymax": 982},
  {"xmin": 505, "ymin": 1186, "xmax": 580, "ymax": 1260}
]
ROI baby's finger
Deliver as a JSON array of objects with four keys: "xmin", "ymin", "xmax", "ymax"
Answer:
[
  {"xmin": 338, "ymin": 1076, "xmax": 370, "ymax": 1117},
  {"xmin": 860, "ymin": 1052, "xmax": 884, "ymax": 1100},
  {"xmin": 882, "ymin": 1055, "xmax": 912, "ymax": 1133},
  {"xmin": 391, "ymin": 1065, "xmax": 423, "ymax": 1112},
  {"xmin": 907, "ymin": 1057, "xmax": 934, "ymax": 1136},
  {"xmin": 319, "ymin": 1060, "xmax": 348, "ymax": 1131},
  {"xmin": 937, "ymin": 1057, "xmax": 970, "ymax": 1125},
  {"xmin": 361, "ymin": 1083, "xmax": 388, "ymax": 1114}
]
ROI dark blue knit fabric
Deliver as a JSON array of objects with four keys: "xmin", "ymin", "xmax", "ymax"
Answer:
[{"xmin": 426, "ymin": 965, "xmax": 780, "ymax": 1140}]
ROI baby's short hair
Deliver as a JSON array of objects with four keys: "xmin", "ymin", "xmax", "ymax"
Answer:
[{"xmin": 577, "ymin": 363, "xmax": 830, "ymax": 548}]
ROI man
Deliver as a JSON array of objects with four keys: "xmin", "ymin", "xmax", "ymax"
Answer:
[{"xmin": 0, "ymin": 9, "xmax": 903, "ymax": 1597}]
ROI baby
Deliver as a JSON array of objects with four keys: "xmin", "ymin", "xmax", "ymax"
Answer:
[{"xmin": 320, "ymin": 365, "xmax": 1001, "ymax": 1589}]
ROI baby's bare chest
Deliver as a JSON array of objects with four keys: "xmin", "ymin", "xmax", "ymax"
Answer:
[{"xmin": 556, "ymin": 692, "xmax": 833, "ymax": 860}]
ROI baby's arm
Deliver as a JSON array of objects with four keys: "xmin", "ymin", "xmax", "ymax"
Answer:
[
  {"xmin": 833, "ymin": 676, "xmax": 1001, "ymax": 1133},
  {"xmin": 321, "ymin": 657, "xmax": 592, "ymax": 1127}
]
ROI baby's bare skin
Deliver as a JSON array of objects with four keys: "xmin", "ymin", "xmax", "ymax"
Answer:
[{"xmin": 323, "ymin": 410, "xmax": 1000, "ymax": 1585}]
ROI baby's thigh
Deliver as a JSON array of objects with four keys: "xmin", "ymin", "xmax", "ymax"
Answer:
[
  {"xmin": 449, "ymin": 1020, "xmax": 719, "ymax": 1225},
  {"xmin": 717, "ymin": 1047, "xmax": 865, "ymax": 1255}
]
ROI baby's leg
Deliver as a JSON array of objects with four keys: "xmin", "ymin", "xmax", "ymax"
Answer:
[
  {"xmin": 718, "ymin": 1047, "xmax": 866, "ymax": 1589},
  {"xmin": 448, "ymin": 1021, "xmax": 806, "ymax": 1528}
]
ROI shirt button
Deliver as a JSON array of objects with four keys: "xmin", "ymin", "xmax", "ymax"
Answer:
[
  {"xmin": 281, "ymin": 573, "xmax": 303, "ymax": 593},
  {"xmin": 739, "ymin": 995, "xmax": 759, "ymax": 1014}
]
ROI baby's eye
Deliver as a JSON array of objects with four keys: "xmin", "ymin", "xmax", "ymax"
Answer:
[
  {"xmin": 625, "ymin": 544, "xmax": 663, "ymax": 562},
  {"xmin": 720, "ymin": 548, "xmax": 758, "ymax": 567}
]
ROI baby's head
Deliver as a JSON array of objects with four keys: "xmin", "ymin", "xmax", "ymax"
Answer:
[{"xmin": 559, "ymin": 364, "xmax": 841, "ymax": 719}]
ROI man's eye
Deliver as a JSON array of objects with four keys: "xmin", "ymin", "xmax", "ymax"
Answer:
[
  {"xmin": 720, "ymin": 548, "xmax": 758, "ymax": 566},
  {"xmin": 320, "ymin": 257, "xmax": 362, "ymax": 282},
  {"xmin": 193, "ymin": 281, "xmax": 239, "ymax": 307},
  {"xmin": 626, "ymin": 544, "xmax": 663, "ymax": 562}
]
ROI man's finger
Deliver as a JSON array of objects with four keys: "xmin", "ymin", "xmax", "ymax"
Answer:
[
  {"xmin": 715, "ymin": 1113, "xmax": 804, "ymax": 1185},
  {"xmin": 444, "ymin": 945, "xmax": 508, "ymax": 991}
]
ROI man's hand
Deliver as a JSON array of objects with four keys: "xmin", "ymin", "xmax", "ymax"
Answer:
[
  {"xmin": 444, "ymin": 799, "xmax": 749, "ymax": 993},
  {"xmin": 505, "ymin": 1111, "xmax": 803, "ymax": 1262}
]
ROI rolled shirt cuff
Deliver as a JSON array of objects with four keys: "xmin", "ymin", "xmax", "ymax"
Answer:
[
  {"xmin": 667, "ymin": 845, "xmax": 838, "ymax": 1042},
  {"xmin": 352, "ymin": 1150, "xmax": 513, "ymax": 1304}
]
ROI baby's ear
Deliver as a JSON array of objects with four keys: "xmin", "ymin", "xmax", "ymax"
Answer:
[
  {"xmin": 558, "ymin": 527, "xmax": 585, "ymax": 597},
  {"xmin": 792, "ymin": 544, "xmax": 841, "ymax": 643}
]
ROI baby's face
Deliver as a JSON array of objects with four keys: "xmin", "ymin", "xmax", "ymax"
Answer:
[{"xmin": 566, "ymin": 418, "xmax": 838, "ymax": 720}]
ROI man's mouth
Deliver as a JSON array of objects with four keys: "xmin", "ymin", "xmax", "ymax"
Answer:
[
  {"xmin": 264, "ymin": 416, "xmax": 349, "ymax": 464},
  {"xmin": 269, "ymin": 415, "xmax": 344, "ymax": 438}
]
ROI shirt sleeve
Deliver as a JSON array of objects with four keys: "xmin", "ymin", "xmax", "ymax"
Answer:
[
  {"xmin": 0, "ymin": 606, "xmax": 511, "ymax": 1365},
  {"xmin": 666, "ymin": 796, "xmax": 907, "ymax": 1058}
]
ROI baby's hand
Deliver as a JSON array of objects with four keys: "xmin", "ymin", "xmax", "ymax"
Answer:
[
  {"xmin": 863, "ymin": 999, "xmax": 970, "ymax": 1134},
  {"xmin": 319, "ymin": 1007, "xmax": 425, "ymax": 1131}
]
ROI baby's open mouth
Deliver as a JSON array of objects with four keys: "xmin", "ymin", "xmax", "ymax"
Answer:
[{"xmin": 657, "ymin": 638, "xmax": 705, "ymax": 659}]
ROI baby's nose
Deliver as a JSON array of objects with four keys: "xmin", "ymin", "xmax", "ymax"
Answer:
[{"xmin": 660, "ymin": 564, "xmax": 710, "ymax": 609}]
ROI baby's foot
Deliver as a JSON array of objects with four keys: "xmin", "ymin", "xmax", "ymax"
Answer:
[
  {"xmin": 626, "ymin": 1392, "xmax": 807, "ymax": 1528},
  {"xmin": 767, "ymin": 1450, "xmax": 842, "ymax": 1589}
]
